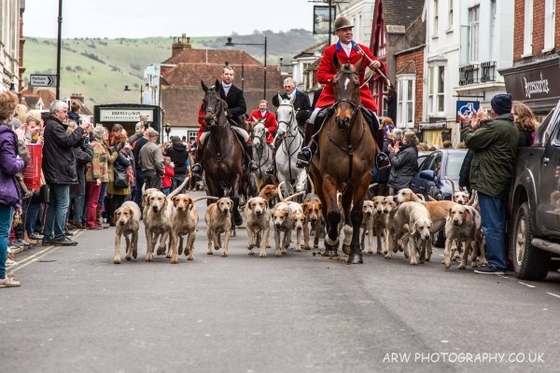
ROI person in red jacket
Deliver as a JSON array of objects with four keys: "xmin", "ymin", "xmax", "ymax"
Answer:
[
  {"xmin": 247, "ymin": 100, "xmax": 277, "ymax": 144},
  {"xmin": 161, "ymin": 156, "xmax": 175, "ymax": 196},
  {"xmin": 296, "ymin": 16, "xmax": 387, "ymax": 168}
]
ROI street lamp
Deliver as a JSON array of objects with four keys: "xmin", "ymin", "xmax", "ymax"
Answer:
[
  {"xmin": 225, "ymin": 36, "xmax": 267, "ymax": 99},
  {"xmin": 124, "ymin": 84, "xmax": 144, "ymax": 104}
]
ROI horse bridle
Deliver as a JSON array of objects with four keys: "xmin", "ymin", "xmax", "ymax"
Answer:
[
  {"xmin": 333, "ymin": 70, "xmax": 362, "ymax": 128},
  {"xmin": 204, "ymin": 89, "xmax": 228, "ymax": 127},
  {"xmin": 276, "ymin": 103, "xmax": 298, "ymax": 139}
]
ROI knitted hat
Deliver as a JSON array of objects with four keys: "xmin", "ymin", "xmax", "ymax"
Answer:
[
  {"xmin": 334, "ymin": 16, "xmax": 354, "ymax": 31},
  {"xmin": 491, "ymin": 93, "xmax": 512, "ymax": 115}
]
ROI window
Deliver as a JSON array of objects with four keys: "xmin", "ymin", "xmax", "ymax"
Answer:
[
  {"xmin": 544, "ymin": 0, "xmax": 555, "ymax": 51},
  {"xmin": 428, "ymin": 65, "xmax": 445, "ymax": 115},
  {"xmin": 523, "ymin": 0, "xmax": 533, "ymax": 56},
  {"xmin": 433, "ymin": 0, "xmax": 439, "ymax": 35},
  {"xmin": 396, "ymin": 75, "xmax": 415, "ymax": 128},
  {"xmin": 448, "ymin": 0, "xmax": 454, "ymax": 29},
  {"xmin": 468, "ymin": 5, "xmax": 479, "ymax": 63}
]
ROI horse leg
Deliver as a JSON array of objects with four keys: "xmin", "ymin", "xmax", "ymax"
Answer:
[
  {"xmin": 347, "ymin": 175, "xmax": 371, "ymax": 264},
  {"xmin": 321, "ymin": 175, "xmax": 341, "ymax": 257}
]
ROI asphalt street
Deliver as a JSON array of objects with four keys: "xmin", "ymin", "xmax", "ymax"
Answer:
[{"xmin": 2, "ymin": 190, "xmax": 560, "ymax": 373}]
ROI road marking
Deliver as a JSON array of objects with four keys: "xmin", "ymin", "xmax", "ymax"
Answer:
[
  {"xmin": 10, "ymin": 245, "xmax": 61, "ymax": 272},
  {"xmin": 546, "ymin": 292, "xmax": 560, "ymax": 299},
  {"xmin": 518, "ymin": 282, "xmax": 536, "ymax": 288}
]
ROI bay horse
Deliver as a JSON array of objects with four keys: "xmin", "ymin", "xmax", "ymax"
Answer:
[
  {"xmin": 275, "ymin": 96, "xmax": 307, "ymax": 198},
  {"xmin": 200, "ymin": 80, "xmax": 246, "ymax": 228},
  {"xmin": 309, "ymin": 60, "xmax": 378, "ymax": 264},
  {"xmin": 249, "ymin": 119, "xmax": 275, "ymax": 192}
]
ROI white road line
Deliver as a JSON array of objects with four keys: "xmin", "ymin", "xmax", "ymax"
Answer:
[
  {"xmin": 518, "ymin": 282, "xmax": 536, "ymax": 288},
  {"xmin": 10, "ymin": 245, "xmax": 60, "ymax": 272},
  {"xmin": 546, "ymin": 292, "xmax": 560, "ymax": 299}
]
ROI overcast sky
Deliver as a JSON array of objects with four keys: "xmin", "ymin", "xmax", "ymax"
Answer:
[{"xmin": 23, "ymin": 0, "xmax": 316, "ymax": 39}]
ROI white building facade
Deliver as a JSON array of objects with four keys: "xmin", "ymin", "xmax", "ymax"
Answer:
[{"xmin": 0, "ymin": 0, "xmax": 22, "ymax": 93}]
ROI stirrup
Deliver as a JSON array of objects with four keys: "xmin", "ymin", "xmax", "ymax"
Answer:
[
  {"xmin": 266, "ymin": 165, "xmax": 275, "ymax": 175},
  {"xmin": 376, "ymin": 152, "xmax": 391, "ymax": 170},
  {"xmin": 296, "ymin": 147, "xmax": 313, "ymax": 168},
  {"xmin": 191, "ymin": 163, "xmax": 203, "ymax": 175},
  {"xmin": 248, "ymin": 160, "xmax": 258, "ymax": 172}
]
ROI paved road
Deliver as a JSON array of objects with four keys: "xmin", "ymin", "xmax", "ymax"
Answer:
[{"xmin": 2, "ymin": 191, "xmax": 560, "ymax": 373}]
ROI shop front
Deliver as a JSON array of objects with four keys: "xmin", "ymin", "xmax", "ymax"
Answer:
[{"xmin": 501, "ymin": 56, "xmax": 560, "ymax": 116}]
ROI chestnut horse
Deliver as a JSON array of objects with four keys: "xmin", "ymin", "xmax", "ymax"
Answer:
[
  {"xmin": 200, "ymin": 80, "xmax": 246, "ymax": 228},
  {"xmin": 309, "ymin": 60, "xmax": 378, "ymax": 264}
]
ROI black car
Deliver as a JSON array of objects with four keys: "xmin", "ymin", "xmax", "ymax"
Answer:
[{"xmin": 410, "ymin": 148, "xmax": 468, "ymax": 201}]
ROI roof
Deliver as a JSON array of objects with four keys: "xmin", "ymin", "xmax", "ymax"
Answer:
[
  {"xmin": 382, "ymin": 0, "xmax": 424, "ymax": 27},
  {"xmin": 163, "ymin": 49, "xmax": 261, "ymax": 66}
]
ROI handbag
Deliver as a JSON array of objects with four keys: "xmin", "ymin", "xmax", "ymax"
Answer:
[
  {"xmin": 113, "ymin": 161, "xmax": 129, "ymax": 189},
  {"xmin": 32, "ymin": 184, "xmax": 50, "ymax": 204}
]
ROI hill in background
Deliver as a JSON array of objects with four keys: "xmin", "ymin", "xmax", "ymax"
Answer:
[{"xmin": 24, "ymin": 30, "xmax": 322, "ymax": 109}]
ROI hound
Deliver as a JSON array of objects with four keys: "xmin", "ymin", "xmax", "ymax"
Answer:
[
  {"xmin": 205, "ymin": 197, "xmax": 234, "ymax": 257},
  {"xmin": 245, "ymin": 196, "xmax": 271, "ymax": 257},
  {"xmin": 113, "ymin": 201, "xmax": 141, "ymax": 264}
]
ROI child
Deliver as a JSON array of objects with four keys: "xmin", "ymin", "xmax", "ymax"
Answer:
[{"xmin": 161, "ymin": 156, "xmax": 174, "ymax": 196}]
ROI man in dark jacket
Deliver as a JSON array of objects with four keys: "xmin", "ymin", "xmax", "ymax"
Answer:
[
  {"xmin": 42, "ymin": 100, "xmax": 90, "ymax": 246},
  {"xmin": 271, "ymin": 77, "xmax": 311, "ymax": 131},
  {"xmin": 165, "ymin": 136, "xmax": 190, "ymax": 193},
  {"xmin": 461, "ymin": 93, "xmax": 519, "ymax": 275}
]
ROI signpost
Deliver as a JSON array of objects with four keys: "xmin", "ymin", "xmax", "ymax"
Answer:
[{"xmin": 30, "ymin": 74, "xmax": 57, "ymax": 87}]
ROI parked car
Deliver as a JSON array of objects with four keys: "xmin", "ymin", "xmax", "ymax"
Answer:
[
  {"xmin": 509, "ymin": 100, "xmax": 560, "ymax": 280},
  {"xmin": 410, "ymin": 148, "xmax": 468, "ymax": 201}
]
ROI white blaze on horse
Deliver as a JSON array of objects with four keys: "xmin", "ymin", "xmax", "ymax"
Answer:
[
  {"xmin": 275, "ymin": 95, "xmax": 307, "ymax": 197},
  {"xmin": 250, "ymin": 119, "xmax": 275, "ymax": 192}
]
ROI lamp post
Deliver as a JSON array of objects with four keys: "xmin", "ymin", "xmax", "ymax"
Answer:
[
  {"xmin": 225, "ymin": 36, "xmax": 267, "ymax": 99},
  {"xmin": 124, "ymin": 85, "xmax": 144, "ymax": 104}
]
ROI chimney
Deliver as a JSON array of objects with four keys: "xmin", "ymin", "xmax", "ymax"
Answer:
[
  {"xmin": 172, "ymin": 34, "xmax": 192, "ymax": 56},
  {"xmin": 70, "ymin": 92, "xmax": 84, "ymax": 103}
]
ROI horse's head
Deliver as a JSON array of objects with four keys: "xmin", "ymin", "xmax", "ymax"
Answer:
[
  {"xmin": 332, "ymin": 61, "xmax": 362, "ymax": 128},
  {"xmin": 201, "ymin": 79, "xmax": 228, "ymax": 127},
  {"xmin": 251, "ymin": 120, "xmax": 267, "ymax": 149},
  {"xmin": 275, "ymin": 95, "xmax": 297, "ymax": 139}
]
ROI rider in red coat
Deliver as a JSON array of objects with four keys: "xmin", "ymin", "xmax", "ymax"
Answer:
[
  {"xmin": 247, "ymin": 100, "xmax": 278, "ymax": 144},
  {"xmin": 296, "ymin": 16, "xmax": 387, "ymax": 168}
]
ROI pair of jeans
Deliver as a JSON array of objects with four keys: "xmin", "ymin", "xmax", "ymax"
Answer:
[
  {"xmin": 72, "ymin": 194, "xmax": 86, "ymax": 225},
  {"xmin": 86, "ymin": 182, "xmax": 102, "ymax": 228},
  {"xmin": 0, "ymin": 204, "xmax": 14, "ymax": 279},
  {"xmin": 25, "ymin": 200, "xmax": 41, "ymax": 237},
  {"xmin": 44, "ymin": 184, "xmax": 71, "ymax": 241},
  {"xmin": 134, "ymin": 172, "xmax": 144, "ymax": 208},
  {"xmin": 172, "ymin": 174, "xmax": 187, "ymax": 193},
  {"xmin": 477, "ymin": 191, "xmax": 507, "ymax": 271}
]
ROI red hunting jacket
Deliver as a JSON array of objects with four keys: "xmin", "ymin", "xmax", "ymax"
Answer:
[
  {"xmin": 315, "ymin": 41, "xmax": 386, "ymax": 112},
  {"xmin": 248, "ymin": 109, "xmax": 278, "ymax": 144}
]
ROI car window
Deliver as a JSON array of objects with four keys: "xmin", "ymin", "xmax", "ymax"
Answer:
[
  {"xmin": 428, "ymin": 152, "xmax": 442, "ymax": 173},
  {"xmin": 419, "ymin": 153, "xmax": 436, "ymax": 171},
  {"xmin": 445, "ymin": 152, "xmax": 466, "ymax": 180}
]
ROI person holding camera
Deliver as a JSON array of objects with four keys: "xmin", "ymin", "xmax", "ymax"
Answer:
[{"xmin": 42, "ymin": 100, "xmax": 90, "ymax": 246}]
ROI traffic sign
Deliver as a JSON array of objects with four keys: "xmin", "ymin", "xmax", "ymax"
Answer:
[{"xmin": 30, "ymin": 74, "xmax": 57, "ymax": 87}]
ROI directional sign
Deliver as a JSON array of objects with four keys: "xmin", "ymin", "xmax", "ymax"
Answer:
[{"xmin": 30, "ymin": 74, "xmax": 57, "ymax": 87}]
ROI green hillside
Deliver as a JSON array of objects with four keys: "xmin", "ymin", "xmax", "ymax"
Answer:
[{"xmin": 24, "ymin": 30, "xmax": 323, "ymax": 109}]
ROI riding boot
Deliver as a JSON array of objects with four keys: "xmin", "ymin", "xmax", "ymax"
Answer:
[
  {"xmin": 245, "ymin": 144, "xmax": 258, "ymax": 172},
  {"xmin": 266, "ymin": 137, "xmax": 280, "ymax": 175},
  {"xmin": 362, "ymin": 108, "xmax": 389, "ymax": 169},
  {"xmin": 296, "ymin": 120, "xmax": 317, "ymax": 168},
  {"xmin": 191, "ymin": 147, "xmax": 203, "ymax": 176}
]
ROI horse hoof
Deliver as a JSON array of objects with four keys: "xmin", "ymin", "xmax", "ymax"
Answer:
[
  {"xmin": 347, "ymin": 253, "xmax": 363, "ymax": 264},
  {"xmin": 342, "ymin": 244, "xmax": 351, "ymax": 256}
]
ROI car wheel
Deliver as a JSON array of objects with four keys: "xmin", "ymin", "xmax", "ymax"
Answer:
[{"xmin": 510, "ymin": 202, "xmax": 550, "ymax": 280}]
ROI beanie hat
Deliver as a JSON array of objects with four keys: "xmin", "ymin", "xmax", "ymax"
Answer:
[{"xmin": 491, "ymin": 93, "xmax": 512, "ymax": 115}]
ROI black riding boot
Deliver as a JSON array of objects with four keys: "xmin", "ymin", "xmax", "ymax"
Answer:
[
  {"xmin": 191, "ymin": 146, "xmax": 203, "ymax": 175},
  {"xmin": 362, "ymin": 108, "xmax": 389, "ymax": 169},
  {"xmin": 245, "ymin": 144, "xmax": 258, "ymax": 172},
  {"xmin": 296, "ymin": 120, "xmax": 317, "ymax": 168},
  {"xmin": 266, "ymin": 137, "xmax": 281, "ymax": 175}
]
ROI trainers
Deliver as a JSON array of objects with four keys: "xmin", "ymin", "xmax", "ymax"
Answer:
[
  {"xmin": 6, "ymin": 258, "xmax": 17, "ymax": 266},
  {"xmin": 191, "ymin": 163, "xmax": 203, "ymax": 175},
  {"xmin": 248, "ymin": 160, "xmax": 258, "ymax": 172},
  {"xmin": 52, "ymin": 237, "xmax": 78, "ymax": 246},
  {"xmin": 474, "ymin": 266, "xmax": 505, "ymax": 275},
  {"xmin": 42, "ymin": 238, "xmax": 56, "ymax": 246},
  {"xmin": 296, "ymin": 147, "xmax": 312, "ymax": 168},
  {"xmin": 266, "ymin": 165, "xmax": 275, "ymax": 175},
  {"xmin": 0, "ymin": 277, "xmax": 21, "ymax": 288}
]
